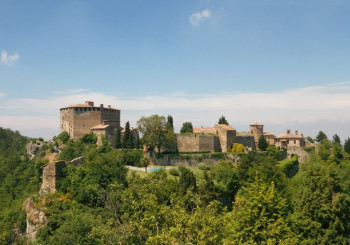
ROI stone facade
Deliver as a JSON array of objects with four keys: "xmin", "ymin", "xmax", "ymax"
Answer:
[
  {"xmin": 250, "ymin": 122, "xmax": 264, "ymax": 149},
  {"xmin": 60, "ymin": 101, "xmax": 120, "ymax": 141},
  {"xmin": 275, "ymin": 130, "xmax": 305, "ymax": 148},
  {"xmin": 236, "ymin": 135, "xmax": 256, "ymax": 150},
  {"xmin": 215, "ymin": 124, "xmax": 236, "ymax": 152},
  {"xmin": 176, "ymin": 134, "xmax": 221, "ymax": 152}
]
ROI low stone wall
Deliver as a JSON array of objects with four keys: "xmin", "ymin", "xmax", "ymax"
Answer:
[{"xmin": 151, "ymin": 153, "xmax": 241, "ymax": 167}]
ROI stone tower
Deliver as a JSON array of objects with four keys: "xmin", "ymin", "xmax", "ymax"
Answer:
[
  {"xmin": 60, "ymin": 101, "xmax": 120, "ymax": 141},
  {"xmin": 250, "ymin": 122, "xmax": 264, "ymax": 149}
]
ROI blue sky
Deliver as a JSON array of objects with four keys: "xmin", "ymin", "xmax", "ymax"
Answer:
[{"xmin": 1, "ymin": 0, "xmax": 350, "ymax": 140}]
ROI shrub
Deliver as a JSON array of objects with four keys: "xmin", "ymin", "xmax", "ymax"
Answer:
[
  {"xmin": 198, "ymin": 162, "xmax": 209, "ymax": 171},
  {"xmin": 169, "ymin": 168, "xmax": 180, "ymax": 176}
]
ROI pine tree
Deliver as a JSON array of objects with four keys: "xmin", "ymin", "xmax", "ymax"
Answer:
[
  {"xmin": 115, "ymin": 126, "xmax": 122, "ymax": 149},
  {"xmin": 344, "ymin": 137, "xmax": 350, "ymax": 155},
  {"xmin": 332, "ymin": 134, "xmax": 341, "ymax": 144},
  {"xmin": 218, "ymin": 115, "xmax": 229, "ymax": 125},
  {"xmin": 315, "ymin": 131, "xmax": 328, "ymax": 143}
]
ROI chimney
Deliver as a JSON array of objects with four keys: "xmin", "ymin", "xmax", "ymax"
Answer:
[
  {"xmin": 295, "ymin": 130, "xmax": 298, "ymax": 135},
  {"xmin": 85, "ymin": 101, "xmax": 94, "ymax": 106},
  {"xmin": 301, "ymin": 134, "xmax": 304, "ymax": 137},
  {"xmin": 100, "ymin": 104, "xmax": 103, "ymax": 108},
  {"xmin": 108, "ymin": 105, "xmax": 111, "ymax": 108},
  {"xmin": 287, "ymin": 129, "xmax": 291, "ymax": 134}
]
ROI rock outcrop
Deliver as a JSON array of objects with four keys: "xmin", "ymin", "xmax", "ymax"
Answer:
[
  {"xmin": 22, "ymin": 198, "xmax": 48, "ymax": 242},
  {"xmin": 26, "ymin": 140, "xmax": 44, "ymax": 159}
]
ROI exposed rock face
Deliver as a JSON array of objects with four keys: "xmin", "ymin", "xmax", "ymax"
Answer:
[
  {"xmin": 26, "ymin": 140, "xmax": 44, "ymax": 159},
  {"xmin": 39, "ymin": 161, "xmax": 66, "ymax": 196},
  {"xmin": 22, "ymin": 198, "xmax": 47, "ymax": 242}
]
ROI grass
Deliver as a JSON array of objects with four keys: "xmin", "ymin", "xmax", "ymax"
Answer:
[{"xmin": 127, "ymin": 165, "xmax": 209, "ymax": 184}]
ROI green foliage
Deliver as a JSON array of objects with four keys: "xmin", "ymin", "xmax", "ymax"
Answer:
[
  {"xmin": 57, "ymin": 131, "xmax": 70, "ymax": 144},
  {"xmin": 225, "ymin": 176, "xmax": 297, "ymax": 244},
  {"xmin": 166, "ymin": 115, "xmax": 173, "ymax": 129},
  {"xmin": 332, "ymin": 134, "xmax": 341, "ymax": 144},
  {"xmin": 316, "ymin": 130, "xmax": 328, "ymax": 143},
  {"xmin": 141, "ymin": 157, "xmax": 151, "ymax": 172},
  {"xmin": 198, "ymin": 162, "xmax": 209, "ymax": 171},
  {"xmin": 122, "ymin": 121, "xmax": 134, "ymax": 149},
  {"xmin": 231, "ymin": 143, "xmax": 245, "ymax": 153},
  {"xmin": 137, "ymin": 114, "xmax": 176, "ymax": 153},
  {"xmin": 344, "ymin": 137, "xmax": 350, "ymax": 155},
  {"xmin": 258, "ymin": 135, "xmax": 269, "ymax": 151},
  {"xmin": 178, "ymin": 167, "xmax": 197, "ymax": 195},
  {"xmin": 80, "ymin": 133, "xmax": 97, "ymax": 144},
  {"xmin": 168, "ymin": 168, "xmax": 180, "ymax": 176},
  {"xmin": 306, "ymin": 136, "xmax": 315, "ymax": 143},
  {"xmin": 180, "ymin": 121, "xmax": 193, "ymax": 134},
  {"xmin": 218, "ymin": 115, "xmax": 229, "ymax": 125},
  {"xmin": 115, "ymin": 125, "xmax": 122, "ymax": 149},
  {"xmin": 278, "ymin": 155, "xmax": 299, "ymax": 177}
]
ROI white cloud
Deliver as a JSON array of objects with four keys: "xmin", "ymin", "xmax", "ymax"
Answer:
[
  {"xmin": 189, "ymin": 9, "xmax": 211, "ymax": 26},
  {"xmin": 1, "ymin": 82, "xmax": 350, "ymax": 140},
  {"xmin": 1, "ymin": 50, "xmax": 20, "ymax": 66},
  {"xmin": 0, "ymin": 92, "xmax": 4, "ymax": 98}
]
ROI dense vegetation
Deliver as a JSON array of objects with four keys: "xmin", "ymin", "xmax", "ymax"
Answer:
[{"xmin": 1, "ymin": 127, "xmax": 350, "ymax": 244}]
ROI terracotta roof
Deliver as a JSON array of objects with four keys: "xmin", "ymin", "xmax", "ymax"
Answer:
[
  {"xmin": 275, "ymin": 133, "xmax": 304, "ymax": 139},
  {"xmin": 263, "ymin": 132, "xmax": 274, "ymax": 136},
  {"xmin": 61, "ymin": 103, "xmax": 120, "ymax": 110},
  {"xmin": 237, "ymin": 131, "xmax": 253, "ymax": 136},
  {"xmin": 91, "ymin": 124, "xmax": 110, "ymax": 130},
  {"xmin": 215, "ymin": 124, "xmax": 235, "ymax": 131},
  {"xmin": 193, "ymin": 127, "xmax": 218, "ymax": 134},
  {"xmin": 250, "ymin": 122, "xmax": 263, "ymax": 126}
]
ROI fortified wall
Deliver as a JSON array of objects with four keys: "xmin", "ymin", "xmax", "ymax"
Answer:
[{"xmin": 176, "ymin": 134, "xmax": 221, "ymax": 152}]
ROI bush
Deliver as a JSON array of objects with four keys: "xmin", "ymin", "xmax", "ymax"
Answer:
[
  {"xmin": 169, "ymin": 168, "xmax": 180, "ymax": 176},
  {"xmin": 57, "ymin": 131, "xmax": 70, "ymax": 144},
  {"xmin": 198, "ymin": 162, "xmax": 209, "ymax": 171},
  {"xmin": 81, "ymin": 133, "xmax": 97, "ymax": 144}
]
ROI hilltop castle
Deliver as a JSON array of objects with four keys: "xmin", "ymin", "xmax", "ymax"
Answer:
[{"xmin": 60, "ymin": 101, "xmax": 121, "ymax": 144}]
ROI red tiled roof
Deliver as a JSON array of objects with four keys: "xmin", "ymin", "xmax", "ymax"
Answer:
[
  {"xmin": 263, "ymin": 132, "xmax": 274, "ymax": 136},
  {"xmin": 91, "ymin": 124, "xmax": 110, "ymax": 130},
  {"xmin": 61, "ymin": 103, "xmax": 119, "ymax": 110},
  {"xmin": 275, "ymin": 133, "xmax": 304, "ymax": 139},
  {"xmin": 215, "ymin": 124, "xmax": 236, "ymax": 131},
  {"xmin": 193, "ymin": 127, "xmax": 217, "ymax": 134}
]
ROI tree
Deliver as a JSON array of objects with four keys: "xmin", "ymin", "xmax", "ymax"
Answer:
[
  {"xmin": 306, "ymin": 136, "xmax": 315, "ymax": 143},
  {"xmin": 225, "ymin": 177, "xmax": 297, "ymax": 244},
  {"xmin": 344, "ymin": 138, "xmax": 350, "ymax": 155},
  {"xmin": 258, "ymin": 135, "xmax": 268, "ymax": 151},
  {"xmin": 122, "ymin": 122, "xmax": 133, "ymax": 149},
  {"xmin": 115, "ymin": 126, "xmax": 122, "ymax": 149},
  {"xmin": 141, "ymin": 157, "xmax": 151, "ymax": 172},
  {"xmin": 167, "ymin": 115, "xmax": 173, "ymax": 130},
  {"xmin": 180, "ymin": 122, "xmax": 193, "ymax": 134},
  {"xmin": 137, "ymin": 115, "xmax": 175, "ymax": 153},
  {"xmin": 218, "ymin": 115, "xmax": 229, "ymax": 125},
  {"xmin": 232, "ymin": 143, "xmax": 245, "ymax": 153},
  {"xmin": 315, "ymin": 131, "xmax": 328, "ymax": 143},
  {"xmin": 332, "ymin": 134, "xmax": 341, "ymax": 144},
  {"xmin": 178, "ymin": 167, "xmax": 197, "ymax": 195}
]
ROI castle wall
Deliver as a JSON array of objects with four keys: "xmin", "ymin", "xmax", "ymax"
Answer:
[
  {"xmin": 176, "ymin": 135, "xmax": 199, "ymax": 152},
  {"xmin": 72, "ymin": 109, "xmax": 103, "ymax": 140},
  {"xmin": 176, "ymin": 134, "xmax": 220, "ymax": 152},
  {"xmin": 236, "ymin": 136, "xmax": 256, "ymax": 150},
  {"xmin": 250, "ymin": 125, "xmax": 263, "ymax": 148}
]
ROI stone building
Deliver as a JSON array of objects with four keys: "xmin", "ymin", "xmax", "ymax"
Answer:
[
  {"xmin": 177, "ymin": 124, "xmax": 236, "ymax": 152},
  {"xmin": 263, "ymin": 132, "xmax": 275, "ymax": 145},
  {"xmin": 275, "ymin": 130, "xmax": 305, "ymax": 148},
  {"xmin": 60, "ymin": 101, "xmax": 120, "ymax": 143},
  {"xmin": 250, "ymin": 122, "xmax": 264, "ymax": 148}
]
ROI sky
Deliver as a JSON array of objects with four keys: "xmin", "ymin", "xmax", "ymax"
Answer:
[{"xmin": 1, "ymin": 0, "xmax": 350, "ymax": 141}]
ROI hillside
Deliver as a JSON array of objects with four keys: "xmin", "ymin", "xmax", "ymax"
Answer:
[{"xmin": 1, "ymin": 128, "xmax": 350, "ymax": 244}]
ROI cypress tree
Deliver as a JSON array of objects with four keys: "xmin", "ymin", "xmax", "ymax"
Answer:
[
  {"xmin": 218, "ymin": 115, "xmax": 229, "ymax": 125},
  {"xmin": 167, "ymin": 115, "xmax": 174, "ymax": 130},
  {"xmin": 115, "ymin": 126, "xmax": 122, "ymax": 149},
  {"xmin": 122, "ymin": 122, "xmax": 132, "ymax": 149}
]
